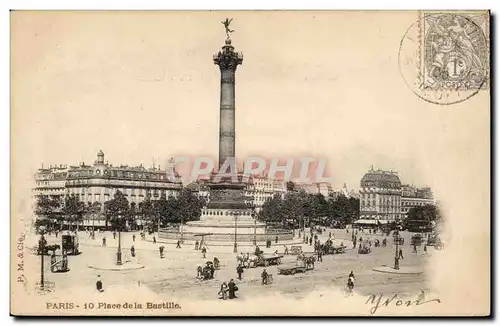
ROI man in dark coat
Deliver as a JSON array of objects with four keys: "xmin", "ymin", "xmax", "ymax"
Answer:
[
  {"xmin": 236, "ymin": 264, "xmax": 244, "ymax": 280},
  {"xmin": 96, "ymin": 275, "xmax": 103, "ymax": 292},
  {"xmin": 228, "ymin": 279, "xmax": 238, "ymax": 299}
]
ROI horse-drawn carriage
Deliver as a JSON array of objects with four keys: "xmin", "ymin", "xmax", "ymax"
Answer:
[
  {"xmin": 278, "ymin": 264, "xmax": 307, "ymax": 275},
  {"xmin": 237, "ymin": 253, "xmax": 283, "ymax": 268},
  {"xmin": 255, "ymin": 254, "xmax": 283, "ymax": 267},
  {"xmin": 61, "ymin": 234, "xmax": 79, "ymax": 255},
  {"xmin": 320, "ymin": 239, "xmax": 347, "ymax": 255},
  {"xmin": 426, "ymin": 233, "xmax": 444, "ymax": 250},
  {"xmin": 37, "ymin": 244, "xmax": 60, "ymax": 255},
  {"xmin": 410, "ymin": 234, "xmax": 423, "ymax": 246},
  {"xmin": 278, "ymin": 254, "xmax": 315, "ymax": 275},
  {"xmin": 358, "ymin": 243, "xmax": 371, "ymax": 254}
]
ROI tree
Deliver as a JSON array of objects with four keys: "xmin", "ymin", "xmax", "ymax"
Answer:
[
  {"xmin": 35, "ymin": 194, "xmax": 62, "ymax": 230},
  {"xmin": 62, "ymin": 194, "xmax": 85, "ymax": 231},
  {"xmin": 311, "ymin": 193, "xmax": 329, "ymax": 224},
  {"xmin": 260, "ymin": 194, "xmax": 286, "ymax": 224},
  {"xmin": 326, "ymin": 194, "xmax": 359, "ymax": 227},
  {"xmin": 140, "ymin": 192, "xmax": 158, "ymax": 231},
  {"xmin": 104, "ymin": 191, "xmax": 130, "ymax": 231},
  {"xmin": 406, "ymin": 204, "xmax": 441, "ymax": 231},
  {"xmin": 86, "ymin": 201, "xmax": 102, "ymax": 231},
  {"xmin": 157, "ymin": 189, "xmax": 205, "ymax": 226},
  {"xmin": 176, "ymin": 188, "xmax": 205, "ymax": 222},
  {"xmin": 155, "ymin": 193, "xmax": 172, "ymax": 226}
]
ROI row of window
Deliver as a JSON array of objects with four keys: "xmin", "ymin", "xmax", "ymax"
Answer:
[
  {"xmin": 401, "ymin": 201, "xmax": 431, "ymax": 206},
  {"xmin": 69, "ymin": 169, "xmax": 169, "ymax": 180},
  {"xmin": 69, "ymin": 188, "xmax": 175, "ymax": 198},
  {"xmin": 202, "ymin": 210, "xmax": 254, "ymax": 217}
]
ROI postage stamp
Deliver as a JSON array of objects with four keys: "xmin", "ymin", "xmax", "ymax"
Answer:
[
  {"xmin": 398, "ymin": 11, "xmax": 490, "ymax": 105},
  {"xmin": 422, "ymin": 12, "xmax": 489, "ymax": 91}
]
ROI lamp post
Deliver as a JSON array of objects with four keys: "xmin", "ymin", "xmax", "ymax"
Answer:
[
  {"xmin": 253, "ymin": 212, "xmax": 257, "ymax": 246},
  {"xmin": 39, "ymin": 226, "xmax": 46, "ymax": 291},
  {"xmin": 180, "ymin": 217, "xmax": 184, "ymax": 244},
  {"xmin": 116, "ymin": 215, "xmax": 122, "ymax": 265},
  {"xmin": 394, "ymin": 229, "xmax": 400, "ymax": 270},
  {"xmin": 233, "ymin": 211, "xmax": 239, "ymax": 253}
]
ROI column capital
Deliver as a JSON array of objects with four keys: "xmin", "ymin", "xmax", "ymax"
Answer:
[{"xmin": 213, "ymin": 41, "xmax": 243, "ymax": 71}]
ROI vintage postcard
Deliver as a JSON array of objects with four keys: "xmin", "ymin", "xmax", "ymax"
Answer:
[{"xmin": 10, "ymin": 10, "xmax": 490, "ymax": 316}]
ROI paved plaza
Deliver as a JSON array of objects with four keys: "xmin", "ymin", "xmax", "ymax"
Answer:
[{"xmin": 26, "ymin": 228, "xmax": 434, "ymax": 302}]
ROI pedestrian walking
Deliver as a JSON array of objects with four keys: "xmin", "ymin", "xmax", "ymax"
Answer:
[
  {"xmin": 228, "ymin": 279, "xmax": 238, "ymax": 299},
  {"xmin": 237, "ymin": 264, "xmax": 244, "ymax": 280},
  {"xmin": 413, "ymin": 244, "xmax": 418, "ymax": 253},
  {"xmin": 218, "ymin": 282, "xmax": 228, "ymax": 300},
  {"xmin": 133, "ymin": 234, "xmax": 136, "ymax": 242},
  {"xmin": 176, "ymin": 240, "xmax": 181, "ymax": 249},
  {"xmin": 153, "ymin": 236, "xmax": 156, "ymax": 244},
  {"xmin": 424, "ymin": 244, "xmax": 427, "ymax": 254},
  {"xmin": 399, "ymin": 248, "xmax": 404, "ymax": 259},
  {"xmin": 131, "ymin": 245, "xmax": 135, "ymax": 257},
  {"xmin": 96, "ymin": 275, "xmax": 104, "ymax": 292},
  {"xmin": 102, "ymin": 237, "xmax": 106, "ymax": 246},
  {"xmin": 283, "ymin": 245, "xmax": 289, "ymax": 255},
  {"xmin": 202, "ymin": 247, "xmax": 207, "ymax": 258},
  {"xmin": 113, "ymin": 231, "xmax": 116, "ymax": 240},
  {"xmin": 159, "ymin": 246, "xmax": 164, "ymax": 258}
]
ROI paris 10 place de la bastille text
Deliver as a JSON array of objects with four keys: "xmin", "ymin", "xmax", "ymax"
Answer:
[{"xmin": 46, "ymin": 301, "xmax": 181, "ymax": 310}]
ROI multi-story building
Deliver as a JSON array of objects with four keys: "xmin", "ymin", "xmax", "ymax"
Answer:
[
  {"xmin": 245, "ymin": 174, "xmax": 286, "ymax": 212},
  {"xmin": 400, "ymin": 184, "xmax": 434, "ymax": 218},
  {"xmin": 33, "ymin": 151, "xmax": 183, "ymax": 228},
  {"xmin": 33, "ymin": 164, "xmax": 69, "ymax": 200},
  {"xmin": 329, "ymin": 183, "xmax": 359, "ymax": 200},
  {"xmin": 359, "ymin": 167, "xmax": 402, "ymax": 221},
  {"xmin": 293, "ymin": 180, "xmax": 315, "ymax": 193},
  {"xmin": 310, "ymin": 182, "xmax": 334, "ymax": 197}
]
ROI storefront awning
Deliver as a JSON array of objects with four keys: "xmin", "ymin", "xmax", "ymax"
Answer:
[{"xmin": 353, "ymin": 219, "xmax": 389, "ymax": 225}]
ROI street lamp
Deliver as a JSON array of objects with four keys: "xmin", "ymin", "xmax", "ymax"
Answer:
[
  {"xmin": 394, "ymin": 229, "xmax": 400, "ymax": 270},
  {"xmin": 253, "ymin": 212, "xmax": 257, "ymax": 246},
  {"xmin": 116, "ymin": 215, "xmax": 122, "ymax": 266},
  {"xmin": 39, "ymin": 226, "xmax": 46, "ymax": 291},
  {"xmin": 180, "ymin": 217, "xmax": 184, "ymax": 244},
  {"xmin": 233, "ymin": 211, "xmax": 239, "ymax": 253}
]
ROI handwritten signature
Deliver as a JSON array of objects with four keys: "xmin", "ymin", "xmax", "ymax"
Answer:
[{"xmin": 366, "ymin": 291, "xmax": 441, "ymax": 315}]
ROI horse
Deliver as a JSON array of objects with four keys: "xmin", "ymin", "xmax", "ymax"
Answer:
[
  {"xmin": 297, "ymin": 254, "xmax": 316, "ymax": 269},
  {"xmin": 237, "ymin": 253, "xmax": 258, "ymax": 268}
]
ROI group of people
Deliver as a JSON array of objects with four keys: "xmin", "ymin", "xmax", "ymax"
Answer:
[
  {"xmin": 197, "ymin": 261, "xmax": 216, "ymax": 280},
  {"xmin": 218, "ymin": 279, "xmax": 238, "ymax": 300}
]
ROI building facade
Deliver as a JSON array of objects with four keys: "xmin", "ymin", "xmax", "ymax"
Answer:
[
  {"xmin": 400, "ymin": 184, "xmax": 434, "ymax": 217},
  {"xmin": 33, "ymin": 165, "xmax": 69, "ymax": 200},
  {"xmin": 245, "ymin": 174, "xmax": 286, "ymax": 212},
  {"xmin": 310, "ymin": 182, "xmax": 334, "ymax": 197},
  {"xmin": 359, "ymin": 168, "xmax": 402, "ymax": 221},
  {"xmin": 33, "ymin": 151, "xmax": 183, "ymax": 228}
]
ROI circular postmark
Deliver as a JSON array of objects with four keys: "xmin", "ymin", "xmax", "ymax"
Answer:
[{"xmin": 399, "ymin": 13, "xmax": 489, "ymax": 105}]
